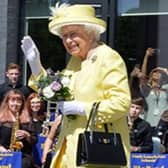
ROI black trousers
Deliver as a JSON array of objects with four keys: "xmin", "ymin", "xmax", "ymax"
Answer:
[{"xmin": 22, "ymin": 154, "xmax": 34, "ymax": 168}]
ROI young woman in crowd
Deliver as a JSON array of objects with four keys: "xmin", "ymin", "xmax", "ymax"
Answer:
[
  {"xmin": 25, "ymin": 92, "xmax": 46, "ymax": 135},
  {"xmin": 130, "ymin": 48, "xmax": 168, "ymax": 127},
  {"xmin": 0, "ymin": 89, "xmax": 37, "ymax": 168},
  {"xmin": 140, "ymin": 48, "xmax": 168, "ymax": 127}
]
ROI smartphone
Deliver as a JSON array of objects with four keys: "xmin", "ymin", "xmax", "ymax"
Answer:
[
  {"xmin": 135, "ymin": 64, "xmax": 140, "ymax": 69},
  {"xmin": 153, "ymin": 48, "xmax": 160, "ymax": 55}
]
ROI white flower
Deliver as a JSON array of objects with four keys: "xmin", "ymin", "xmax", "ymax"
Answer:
[
  {"xmin": 60, "ymin": 76, "xmax": 70, "ymax": 87},
  {"xmin": 42, "ymin": 85, "xmax": 55, "ymax": 99}
]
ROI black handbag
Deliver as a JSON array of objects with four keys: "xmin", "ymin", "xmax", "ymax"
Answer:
[{"xmin": 76, "ymin": 102, "xmax": 127, "ymax": 167}]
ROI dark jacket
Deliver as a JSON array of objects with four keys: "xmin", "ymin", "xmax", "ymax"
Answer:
[
  {"xmin": 0, "ymin": 121, "xmax": 37, "ymax": 168},
  {"xmin": 0, "ymin": 122, "xmax": 37, "ymax": 154},
  {"xmin": 130, "ymin": 117, "xmax": 153, "ymax": 153},
  {"xmin": 0, "ymin": 80, "xmax": 33, "ymax": 102},
  {"xmin": 156, "ymin": 119, "xmax": 168, "ymax": 153}
]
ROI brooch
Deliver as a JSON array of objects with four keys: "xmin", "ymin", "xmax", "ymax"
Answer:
[{"xmin": 91, "ymin": 55, "xmax": 97, "ymax": 63}]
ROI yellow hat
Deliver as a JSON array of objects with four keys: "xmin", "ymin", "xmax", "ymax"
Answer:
[{"xmin": 48, "ymin": 3, "xmax": 106, "ymax": 36}]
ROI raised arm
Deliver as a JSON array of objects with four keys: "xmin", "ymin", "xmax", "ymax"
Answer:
[
  {"xmin": 21, "ymin": 36, "xmax": 42, "ymax": 76},
  {"xmin": 21, "ymin": 36, "xmax": 47, "ymax": 91},
  {"xmin": 141, "ymin": 48, "xmax": 155, "ymax": 75}
]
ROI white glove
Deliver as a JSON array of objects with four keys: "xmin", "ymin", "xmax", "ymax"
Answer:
[
  {"xmin": 21, "ymin": 36, "xmax": 42, "ymax": 76},
  {"xmin": 58, "ymin": 101, "xmax": 85, "ymax": 116}
]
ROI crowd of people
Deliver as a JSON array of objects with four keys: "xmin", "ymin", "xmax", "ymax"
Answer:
[
  {"xmin": 129, "ymin": 47, "xmax": 168, "ymax": 154},
  {"xmin": 0, "ymin": 2, "xmax": 168, "ymax": 168}
]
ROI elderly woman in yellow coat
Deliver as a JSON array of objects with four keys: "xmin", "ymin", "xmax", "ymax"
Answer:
[{"xmin": 21, "ymin": 3, "xmax": 131, "ymax": 168}]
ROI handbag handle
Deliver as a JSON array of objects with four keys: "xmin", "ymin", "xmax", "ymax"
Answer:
[
  {"xmin": 85, "ymin": 102, "xmax": 118, "ymax": 145},
  {"xmin": 85, "ymin": 102, "xmax": 100, "ymax": 143},
  {"xmin": 85, "ymin": 102, "xmax": 100, "ymax": 131}
]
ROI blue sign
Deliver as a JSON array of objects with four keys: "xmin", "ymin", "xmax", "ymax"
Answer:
[
  {"xmin": 0, "ymin": 152, "xmax": 22, "ymax": 168},
  {"xmin": 131, "ymin": 153, "xmax": 168, "ymax": 168}
]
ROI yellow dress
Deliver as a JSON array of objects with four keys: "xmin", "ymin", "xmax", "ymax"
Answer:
[{"xmin": 29, "ymin": 44, "xmax": 131, "ymax": 168}]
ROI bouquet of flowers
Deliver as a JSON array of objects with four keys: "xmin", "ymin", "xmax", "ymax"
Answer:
[
  {"xmin": 37, "ymin": 68, "xmax": 76, "ymax": 120},
  {"xmin": 37, "ymin": 68, "xmax": 73, "ymax": 101}
]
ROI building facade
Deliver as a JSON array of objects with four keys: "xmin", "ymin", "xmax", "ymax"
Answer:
[{"xmin": 0, "ymin": 0, "xmax": 168, "ymax": 84}]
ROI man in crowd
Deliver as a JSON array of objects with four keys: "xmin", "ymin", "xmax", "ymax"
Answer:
[{"xmin": 0, "ymin": 63, "xmax": 32, "ymax": 103}]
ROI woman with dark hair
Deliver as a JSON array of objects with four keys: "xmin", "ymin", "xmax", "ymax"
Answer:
[
  {"xmin": 130, "ymin": 48, "xmax": 168, "ymax": 127},
  {"xmin": 139, "ymin": 48, "xmax": 168, "ymax": 127},
  {"xmin": 0, "ymin": 89, "xmax": 37, "ymax": 168}
]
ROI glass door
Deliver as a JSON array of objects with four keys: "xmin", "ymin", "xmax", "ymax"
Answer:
[{"xmin": 24, "ymin": 18, "xmax": 66, "ymax": 81}]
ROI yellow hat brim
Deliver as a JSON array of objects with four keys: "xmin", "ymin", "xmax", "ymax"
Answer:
[{"xmin": 49, "ymin": 17, "xmax": 106, "ymax": 36}]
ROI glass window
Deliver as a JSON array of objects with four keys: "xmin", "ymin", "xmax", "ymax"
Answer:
[
  {"xmin": 118, "ymin": 0, "xmax": 168, "ymax": 16},
  {"xmin": 25, "ymin": 0, "xmax": 58, "ymax": 17},
  {"xmin": 26, "ymin": 19, "xmax": 66, "ymax": 78},
  {"xmin": 115, "ymin": 0, "xmax": 168, "ymax": 75},
  {"xmin": 24, "ymin": 1, "xmax": 68, "ymax": 81}
]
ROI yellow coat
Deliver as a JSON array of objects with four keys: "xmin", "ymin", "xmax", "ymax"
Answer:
[{"xmin": 29, "ymin": 44, "xmax": 131, "ymax": 168}]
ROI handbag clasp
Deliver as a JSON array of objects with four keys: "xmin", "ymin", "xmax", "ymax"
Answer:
[{"xmin": 98, "ymin": 138, "xmax": 111, "ymax": 144}]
